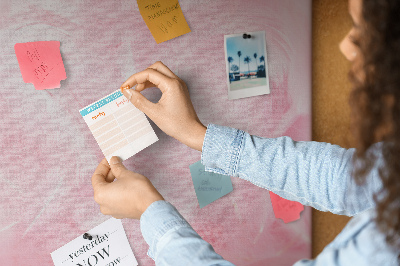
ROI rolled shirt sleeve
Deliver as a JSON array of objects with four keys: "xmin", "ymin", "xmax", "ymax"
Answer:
[
  {"xmin": 201, "ymin": 124, "xmax": 382, "ymax": 216},
  {"xmin": 140, "ymin": 200, "xmax": 235, "ymax": 265}
]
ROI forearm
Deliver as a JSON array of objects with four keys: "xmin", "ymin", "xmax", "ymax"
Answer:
[{"xmin": 201, "ymin": 124, "xmax": 379, "ymax": 216}]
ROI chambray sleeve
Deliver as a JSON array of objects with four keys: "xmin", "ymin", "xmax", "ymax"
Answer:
[
  {"xmin": 140, "ymin": 200, "xmax": 235, "ymax": 265},
  {"xmin": 201, "ymin": 124, "xmax": 383, "ymax": 216}
]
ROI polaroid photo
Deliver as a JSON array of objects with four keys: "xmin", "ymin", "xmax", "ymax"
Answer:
[{"xmin": 224, "ymin": 31, "xmax": 270, "ymax": 100}]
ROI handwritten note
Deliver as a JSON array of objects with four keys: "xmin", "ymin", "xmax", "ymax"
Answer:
[
  {"xmin": 79, "ymin": 90, "xmax": 158, "ymax": 162},
  {"xmin": 189, "ymin": 160, "xmax": 233, "ymax": 208},
  {"xmin": 51, "ymin": 218, "xmax": 138, "ymax": 266},
  {"xmin": 269, "ymin": 192, "xmax": 304, "ymax": 223},
  {"xmin": 137, "ymin": 0, "xmax": 191, "ymax": 43},
  {"xmin": 14, "ymin": 41, "xmax": 66, "ymax": 90}
]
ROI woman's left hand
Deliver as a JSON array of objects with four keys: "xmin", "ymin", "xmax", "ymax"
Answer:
[{"xmin": 91, "ymin": 157, "xmax": 164, "ymax": 219}]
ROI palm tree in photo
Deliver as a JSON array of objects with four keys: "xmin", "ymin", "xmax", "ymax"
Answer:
[
  {"xmin": 227, "ymin": 56, "xmax": 234, "ymax": 83},
  {"xmin": 228, "ymin": 56, "xmax": 234, "ymax": 73},
  {"xmin": 258, "ymin": 55, "xmax": 266, "ymax": 77},
  {"xmin": 230, "ymin": 64, "xmax": 239, "ymax": 83},
  {"xmin": 260, "ymin": 55, "xmax": 265, "ymax": 71},
  {"xmin": 244, "ymin": 56, "xmax": 251, "ymax": 78},
  {"xmin": 231, "ymin": 64, "xmax": 239, "ymax": 73},
  {"xmin": 253, "ymin": 53, "xmax": 258, "ymax": 74},
  {"xmin": 237, "ymin": 51, "xmax": 242, "ymax": 77}
]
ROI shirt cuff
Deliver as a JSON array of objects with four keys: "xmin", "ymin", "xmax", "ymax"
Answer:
[
  {"xmin": 201, "ymin": 124, "xmax": 245, "ymax": 176},
  {"xmin": 140, "ymin": 200, "xmax": 192, "ymax": 260}
]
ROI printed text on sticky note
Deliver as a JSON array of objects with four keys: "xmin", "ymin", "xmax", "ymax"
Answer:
[
  {"xmin": 137, "ymin": 0, "xmax": 191, "ymax": 43},
  {"xmin": 269, "ymin": 192, "xmax": 304, "ymax": 223},
  {"xmin": 14, "ymin": 41, "xmax": 66, "ymax": 90},
  {"xmin": 189, "ymin": 160, "xmax": 233, "ymax": 208},
  {"xmin": 79, "ymin": 90, "xmax": 158, "ymax": 162},
  {"xmin": 51, "ymin": 218, "xmax": 138, "ymax": 266}
]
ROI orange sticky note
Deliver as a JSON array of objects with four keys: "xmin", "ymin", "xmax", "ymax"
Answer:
[
  {"xmin": 137, "ymin": 0, "xmax": 191, "ymax": 44},
  {"xmin": 269, "ymin": 192, "xmax": 304, "ymax": 223},
  {"xmin": 14, "ymin": 41, "xmax": 66, "ymax": 90}
]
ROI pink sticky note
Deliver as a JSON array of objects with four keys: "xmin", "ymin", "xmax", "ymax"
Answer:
[
  {"xmin": 14, "ymin": 41, "xmax": 66, "ymax": 90},
  {"xmin": 269, "ymin": 191, "xmax": 304, "ymax": 223}
]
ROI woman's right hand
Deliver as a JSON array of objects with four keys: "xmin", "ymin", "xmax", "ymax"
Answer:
[{"xmin": 120, "ymin": 61, "xmax": 206, "ymax": 151}]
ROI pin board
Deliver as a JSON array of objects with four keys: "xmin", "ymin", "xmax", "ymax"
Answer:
[{"xmin": 0, "ymin": 0, "xmax": 311, "ymax": 264}]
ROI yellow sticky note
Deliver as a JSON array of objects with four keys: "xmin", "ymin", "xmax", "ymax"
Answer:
[{"xmin": 137, "ymin": 0, "xmax": 191, "ymax": 43}]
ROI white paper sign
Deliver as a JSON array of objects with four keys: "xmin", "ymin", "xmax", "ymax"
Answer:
[
  {"xmin": 79, "ymin": 89, "xmax": 158, "ymax": 162},
  {"xmin": 51, "ymin": 218, "xmax": 138, "ymax": 266}
]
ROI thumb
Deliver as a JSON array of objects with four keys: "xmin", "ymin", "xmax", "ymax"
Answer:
[
  {"xmin": 109, "ymin": 156, "xmax": 128, "ymax": 178},
  {"xmin": 123, "ymin": 89, "xmax": 155, "ymax": 115}
]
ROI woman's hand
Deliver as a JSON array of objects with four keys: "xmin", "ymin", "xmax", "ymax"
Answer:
[
  {"xmin": 91, "ymin": 157, "xmax": 164, "ymax": 219},
  {"xmin": 120, "ymin": 61, "xmax": 206, "ymax": 151}
]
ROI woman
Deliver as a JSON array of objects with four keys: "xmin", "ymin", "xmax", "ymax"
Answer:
[{"xmin": 91, "ymin": 0, "xmax": 400, "ymax": 264}]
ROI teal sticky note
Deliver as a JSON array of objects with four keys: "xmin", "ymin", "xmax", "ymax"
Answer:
[{"xmin": 189, "ymin": 160, "xmax": 233, "ymax": 208}]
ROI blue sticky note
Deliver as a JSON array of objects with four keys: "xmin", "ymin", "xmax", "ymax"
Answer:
[{"xmin": 189, "ymin": 160, "xmax": 233, "ymax": 208}]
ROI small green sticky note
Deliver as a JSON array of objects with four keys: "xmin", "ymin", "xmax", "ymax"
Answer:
[{"xmin": 189, "ymin": 160, "xmax": 233, "ymax": 208}]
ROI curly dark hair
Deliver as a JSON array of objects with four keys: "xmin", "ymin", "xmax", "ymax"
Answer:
[{"xmin": 350, "ymin": 0, "xmax": 400, "ymax": 252}]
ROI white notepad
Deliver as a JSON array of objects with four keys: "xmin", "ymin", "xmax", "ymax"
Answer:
[
  {"xmin": 51, "ymin": 218, "xmax": 138, "ymax": 266},
  {"xmin": 79, "ymin": 90, "xmax": 158, "ymax": 162}
]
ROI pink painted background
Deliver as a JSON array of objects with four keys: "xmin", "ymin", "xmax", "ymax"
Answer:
[{"xmin": 0, "ymin": 0, "xmax": 311, "ymax": 265}]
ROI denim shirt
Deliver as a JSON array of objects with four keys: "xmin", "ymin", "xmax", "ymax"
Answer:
[{"xmin": 140, "ymin": 124, "xmax": 399, "ymax": 265}]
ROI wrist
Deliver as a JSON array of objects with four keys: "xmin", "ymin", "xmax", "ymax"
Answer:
[
  {"xmin": 137, "ymin": 185, "xmax": 165, "ymax": 219},
  {"xmin": 186, "ymin": 122, "xmax": 207, "ymax": 151},
  {"xmin": 139, "ymin": 197, "xmax": 164, "ymax": 219}
]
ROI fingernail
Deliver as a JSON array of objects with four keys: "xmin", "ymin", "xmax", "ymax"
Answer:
[
  {"xmin": 110, "ymin": 156, "xmax": 122, "ymax": 165},
  {"xmin": 125, "ymin": 89, "xmax": 133, "ymax": 100},
  {"xmin": 120, "ymin": 85, "xmax": 129, "ymax": 92}
]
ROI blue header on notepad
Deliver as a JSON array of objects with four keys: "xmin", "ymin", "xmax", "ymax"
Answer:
[{"xmin": 80, "ymin": 91, "xmax": 123, "ymax": 116}]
